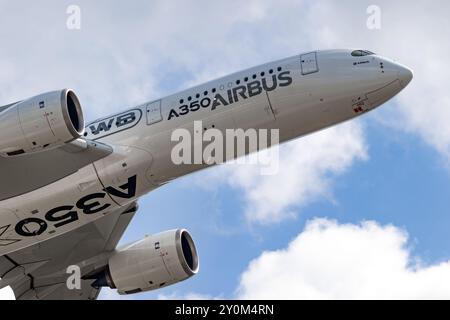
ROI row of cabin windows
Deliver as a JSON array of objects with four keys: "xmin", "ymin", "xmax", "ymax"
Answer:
[{"xmin": 179, "ymin": 66, "xmax": 283, "ymax": 104}]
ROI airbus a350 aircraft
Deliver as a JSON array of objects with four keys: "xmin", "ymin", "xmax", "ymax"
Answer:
[{"xmin": 0, "ymin": 49, "xmax": 412, "ymax": 299}]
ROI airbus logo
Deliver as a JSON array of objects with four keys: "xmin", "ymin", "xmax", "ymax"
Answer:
[
  {"xmin": 167, "ymin": 71, "xmax": 293, "ymax": 121},
  {"xmin": 85, "ymin": 109, "xmax": 142, "ymax": 140}
]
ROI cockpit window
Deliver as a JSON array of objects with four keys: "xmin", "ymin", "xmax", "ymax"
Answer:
[{"xmin": 351, "ymin": 50, "xmax": 375, "ymax": 57}]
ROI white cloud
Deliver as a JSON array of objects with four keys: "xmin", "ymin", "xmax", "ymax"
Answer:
[
  {"xmin": 200, "ymin": 122, "xmax": 367, "ymax": 224},
  {"xmin": 0, "ymin": 0, "xmax": 291, "ymax": 119},
  {"xmin": 237, "ymin": 218, "xmax": 450, "ymax": 299}
]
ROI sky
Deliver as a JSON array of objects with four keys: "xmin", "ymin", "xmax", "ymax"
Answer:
[{"xmin": 1, "ymin": 0, "xmax": 450, "ymax": 300}]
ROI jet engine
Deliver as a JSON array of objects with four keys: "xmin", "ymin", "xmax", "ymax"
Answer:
[
  {"xmin": 90, "ymin": 229, "xmax": 199, "ymax": 295},
  {"xmin": 0, "ymin": 89, "xmax": 84, "ymax": 156}
]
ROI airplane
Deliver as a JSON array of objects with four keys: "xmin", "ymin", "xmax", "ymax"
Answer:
[{"xmin": 0, "ymin": 49, "xmax": 412, "ymax": 299}]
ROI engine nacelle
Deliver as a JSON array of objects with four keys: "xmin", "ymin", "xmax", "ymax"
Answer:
[
  {"xmin": 93, "ymin": 229, "xmax": 199, "ymax": 295},
  {"xmin": 0, "ymin": 89, "xmax": 84, "ymax": 156}
]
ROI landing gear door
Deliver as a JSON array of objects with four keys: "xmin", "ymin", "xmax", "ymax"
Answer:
[{"xmin": 300, "ymin": 52, "xmax": 319, "ymax": 75}]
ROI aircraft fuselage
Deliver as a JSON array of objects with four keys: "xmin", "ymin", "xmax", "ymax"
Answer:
[{"xmin": 0, "ymin": 49, "xmax": 413, "ymax": 257}]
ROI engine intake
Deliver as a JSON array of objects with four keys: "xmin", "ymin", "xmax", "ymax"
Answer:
[
  {"xmin": 0, "ymin": 89, "xmax": 84, "ymax": 156},
  {"xmin": 90, "ymin": 229, "xmax": 199, "ymax": 295}
]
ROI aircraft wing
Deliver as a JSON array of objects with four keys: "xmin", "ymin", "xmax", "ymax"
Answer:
[
  {"xmin": 0, "ymin": 138, "xmax": 113, "ymax": 201},
  {"xmin": 0, "ymin": 202, "xmax": 138, "ymax": 300}
]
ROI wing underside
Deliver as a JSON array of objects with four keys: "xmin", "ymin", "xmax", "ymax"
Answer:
[
  {"xmin": 0, "ymin": 202, "xmax": 138, "ymax": 300},
  {"xmin": 0, "ymin": 139, "xmax": 113, "ymax": 201}
]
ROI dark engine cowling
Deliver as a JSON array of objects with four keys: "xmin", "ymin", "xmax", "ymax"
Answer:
[
  {"xmin": 0, "ymin": 89, "xmax": 84, "ymax": 156},
  {"xmin": 91, "ymin": 229, "xmax": 199, "ymax": 295}
]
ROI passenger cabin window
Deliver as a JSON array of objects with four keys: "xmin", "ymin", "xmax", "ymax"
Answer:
[{"xmin": 351, "ymin": 50, "xmax": 375, "ymax": 57}]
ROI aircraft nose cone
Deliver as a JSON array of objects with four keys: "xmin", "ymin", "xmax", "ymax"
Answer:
[{"xmin": 397, "ymin": 64, "xmax": 413, "ymax": 88}]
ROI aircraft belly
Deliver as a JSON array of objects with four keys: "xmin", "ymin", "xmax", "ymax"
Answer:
[
  {"xmin": 93, "ymin": 145, "xmax": 154, "ymax": 206},
  {"xmin": 267, "ymin": 76, "xmax": 357, "ymax": 142}
]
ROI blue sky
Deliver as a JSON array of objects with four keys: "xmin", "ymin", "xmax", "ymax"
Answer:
[{"xmin": 1, "ymin": 0, "xmax": 450, "ymax": 299}]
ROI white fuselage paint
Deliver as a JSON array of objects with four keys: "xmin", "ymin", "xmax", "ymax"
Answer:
[{"xmin": 0, "ymin": 49, "xmax": 412, "ymax": 256}]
